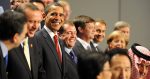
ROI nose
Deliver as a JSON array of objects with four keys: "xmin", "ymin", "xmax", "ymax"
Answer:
[
  {"xmin": 116, "ymin": 42, "xmax": 122, "ymax": 48},
  {"xmin": 71, "ymin": 32, "xmax": 77, "ymax": 38},
  {"xmin": 119, "ymin": 69, "xmax": 126, "ymax": 79},
  {"xmin": 142, "ymin": 66, "xmax": 147, "ymax": 75}
]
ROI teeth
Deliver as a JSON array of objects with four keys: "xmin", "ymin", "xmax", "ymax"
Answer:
[
  {"xmin": 70, "ymin": 39, "xmax": 75, "ymax": 42},
  {"xmin": 56, "ymin": 23, "xmax": 60, "ymax": 24}
]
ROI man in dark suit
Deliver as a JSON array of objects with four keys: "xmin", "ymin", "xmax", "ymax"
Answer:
[
  {"xmin": 35, "ymin": 2, "xmax": 66, "ymax": 79},
  {"xmin": 58, "ymin": 21, "xmax": 79, "ymax": 79},
  {"xmin": 92, "ymin": 20, "xmax": 107, "ymax": 53},
  {"xmin": 7, "ymin": 3, "xmax": 46, "ymax": 79},
  {"xmin": 0, "ymin": 10, "xmax": 27, "ymax": 79},
  {"xmin": 73, "ymin": 15, "xmax": 96, "ymax": 56}
]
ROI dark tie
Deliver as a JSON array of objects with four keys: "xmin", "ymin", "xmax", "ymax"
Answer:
[
  {"xmin": 69, "ymin": 50, "xmax": 77, "ymax": 64},
  {"xmin": 54, "ymin": 35, "xmax": 62, "ymax": 62},
  {"xmin": 4, "ymin": 55, "xmax": 8, "ymax": 67}
]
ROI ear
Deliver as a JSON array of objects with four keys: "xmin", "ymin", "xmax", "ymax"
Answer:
[
  {"xmin": 42, "ymin": 13, "xmax": 46, "ymax": 20},
  {"xmin": 78, "ymin": 27, "xmax": 83, "ymax": 33},
  {"xmin": 109, "ymin": 43, "xmax": 113, "ymax": 49},
  {"xmin": 12, "ymin": 33, "xmax": 19, "ymax": 43}
]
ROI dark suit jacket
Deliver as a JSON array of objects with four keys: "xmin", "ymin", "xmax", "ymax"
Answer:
[
  {"xmin": 35, "ymin": 28, "xmax": 66, "ymax": 79},
  {"xmin": 64, "ymin": 50, "xmax": 79, "ymax": 79},
  {"xmin": 73, "ymin": 40, "xmax": 88, "ymax": 57},
  {"xmin": 90, "ymin": 42, "xmax": 103, "ymax": 53},
  {"xmin": 0, "ymin": 48, "xmax": 7, "ymax": 79},
  {"xmin": 7, "ymin": 37, "xmax": 46, "ymax": 79}
]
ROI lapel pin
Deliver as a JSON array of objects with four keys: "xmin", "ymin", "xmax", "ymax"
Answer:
[{"xmin": 30, "ymin": 44, "xmax": 33, "ymax": 48}]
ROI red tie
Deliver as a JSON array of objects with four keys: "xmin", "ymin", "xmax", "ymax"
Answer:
[{"xmin": 54, "ymin": 35, "xmax": 62, "ymax": 62}]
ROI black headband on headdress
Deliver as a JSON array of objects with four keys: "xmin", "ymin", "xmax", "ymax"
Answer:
[{"xmin": 131, "ymin": 43, "xmax": 150, "ymax": 61}]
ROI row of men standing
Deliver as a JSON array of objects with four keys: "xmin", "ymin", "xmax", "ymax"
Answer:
[
  {"xmin": 0, "ymin": 1, "xmax": 105, "ymax": 79},
  {"xmin": 6, "ymin": 2, "xmax": 66, "ymax": 79},
  {"xmin": 0, "ymin": 1, "xmax": 77, "ymax": 79}
]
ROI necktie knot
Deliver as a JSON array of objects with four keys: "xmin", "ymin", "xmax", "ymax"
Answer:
[
  {"xmin": 4, "ymin": 55, "xmax": 8, "ymax": 67},
  {"xmin": 23, "ymin": 38, "xmax": 28, "ymax": 46},
  {"xmin": 70, "ymin": 51, "xmax": 74, "ymax": 59},
  {"xmin": 54, "ymin": 35, "xmax": 58, "ymax": 41}
]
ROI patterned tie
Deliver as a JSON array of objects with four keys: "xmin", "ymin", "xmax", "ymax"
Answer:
[
  {"xmin": 54, "ymin": 35, "xmax": 62, "ymax": 63},
  {"xmin": 23, "ymin": 38, "xmax": 31, "ymax": 70},
  {"xmin": 69, "ymin": 50, "xmax": 77, "ymax": 64}
]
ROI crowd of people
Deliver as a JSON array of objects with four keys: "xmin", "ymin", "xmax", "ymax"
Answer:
[{"xmin": 0, "ymin": 0, "xmax": 150, "ymax": 79}]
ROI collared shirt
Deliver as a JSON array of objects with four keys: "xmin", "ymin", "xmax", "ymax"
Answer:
[
  {"xmin": 21, "ymin": 37, "xmax": 28, "ymax": 47},
  {"xmin": 44, "ymin": 25, "xmax": 62, "ymax": 56},
  {"xmin": 0, "ymin": 41, "xmax": 8, "ymax": 58},
  {"xmin": 91, "ymin": 40, "xmax": 99, "ymax": 48},
  {"xmin": 77, "ymin": 37, "xmax": 91, "ymax": 50},
  {"xmin": 65, "ymin": 47, "xmax": 72, "ymax": 55},
  {"xmin": 0, "ymin": 6, "xmax": 4, "ymax": 14},
  {"xmin": 44, "ymin": 25, "xmax": 57, "ymax": 42}
]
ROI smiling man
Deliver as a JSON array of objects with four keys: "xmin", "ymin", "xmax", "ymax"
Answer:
[
  {"xmin": 7, "ymin": 3, "xmax": 45, "ymax": 79},
  {"xmin": 58, "ymin": 21, "xmax": 79, "ymax": 79},
  {"xmin": 35, "ymin": 2, "xmax": 66, "ymax": 79}
]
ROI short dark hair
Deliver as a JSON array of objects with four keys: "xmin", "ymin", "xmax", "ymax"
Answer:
[
  {"xmin": 78, "ymin": 52, "xmax": 109, "ymax": 79},
  {"xmin": 58, "ymin": 21, "xmax": 74, "ymax": 35},
  {"xmin": 73, "ymin": 15, "xmax": 95, "ymax": 35},
  {"xmin": 0, "ymin": 10, "xmax": 27, "ymax": 40},
  {"xmin": 106, "ymin": 48, "xmax": 132, "ymax": 66},
  {"xmin": 44, "ymin": 2, "xmax": 63, "ymax": 15}
]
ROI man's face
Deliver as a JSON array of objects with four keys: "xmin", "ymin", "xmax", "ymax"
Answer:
[
  {"xmin": 94, "ymin": 22, "xmax": 106, "ymax": 43},
  {"xmin": 109, "ymin": 37, "xmax": 126, "ymax": 49},
  {"xmin": 45, "ymin": 5, "xmax": 64, "ymax": 34},
  {"xmin": 80, "ymin": 22, "xmax": 95, "ymax": 40},
  {"xmin": 119, "ymin": 27, "xmax": 130, "ymax": 40},
  {"xmin": 137, "ymin": 60, "xmax": 150, "ymax": 79},
  {"xmin": 64, "ymin": 4, "xmax": 71, "ymax": 21},
  {"xmin": 25, "ymin": 9, "xmax": 42, "ymax": 37},
  {"xmin": 60, "ymin": 24, "xmax": 77, "ymax": 48},
  {"xmin": 110, "ymin": 55, "xmax": 131, "ymax": 79},
  {"xmin": 11, "ymin": 0, "xmax": 30, "ymax": 9}
]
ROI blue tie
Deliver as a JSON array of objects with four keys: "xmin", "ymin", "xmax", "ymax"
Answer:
[
  {"xmin": 4, "ymin": 55, "xmax": 8, "ymax": 67},
  {"xmin": 69, "ymin": 50, "xmax": 77, "ymax": 64}
]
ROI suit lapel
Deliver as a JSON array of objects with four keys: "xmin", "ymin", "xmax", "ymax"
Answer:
[
  {"xmin": 66, "ymin": 51, "xmax": 76, "ymax": 65},
  {"xmin": 90, "ymin": 42, "xmax": 97, "ymax": 52},
  {"xmin": 28, "ymin": 38, "xmax": 36, "ymax": 77},
  {"xmin": 59, "ymin": 40, "xmax": 66, "ymax": 75},
  {"xmin": 15, "ymin": 45, "xmax": 32, "ymax": 78},
  {"xmin": 73, "ymin": 40, "xmax": 86, "ymax": 56},
  {"xmin": 41, "ymin": 29, "xmax": 62, "ymax": 71}
]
